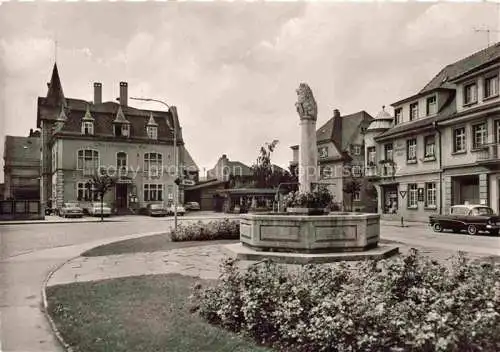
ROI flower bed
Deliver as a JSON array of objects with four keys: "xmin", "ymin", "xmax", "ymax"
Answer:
[
  {"xmin": 190, "ymin": 249, "xmax": 500, "ymax": 351},
  {"xmin": 170, "ymin": 219, "xmax": 240, "ymax": 242}
]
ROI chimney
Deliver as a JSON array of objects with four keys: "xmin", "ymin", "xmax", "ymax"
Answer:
[
  {"xmin": 119, "ymin": 81, "xmax": 128, "ymax": 106},
  {"xmin": 332, "ymin": 109, "xmax": 342, "ymax": 148},
  {"xmin": 93, "ymin": 82, "xmax": 102, "ymax": 104}
]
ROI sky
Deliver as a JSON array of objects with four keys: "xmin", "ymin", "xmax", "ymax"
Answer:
[{"xmin": 0, "ymin": 1, "xmax": 499, "ymax": 182}]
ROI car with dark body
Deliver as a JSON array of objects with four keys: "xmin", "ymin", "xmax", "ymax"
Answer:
[
  {"xmin": 429, "ymin": 204, "xmax": 500, "ymax": 236},
  {"xmin": 185, "ymin": 202, "xmax": 200, "ymax": 211},
  {"xmin": 59, "ymin": 202, "xmax": 84, "ymax": 218},
  {"xmin": 146, "ymin": 203, "xmax": 168, "ymax": 217}
]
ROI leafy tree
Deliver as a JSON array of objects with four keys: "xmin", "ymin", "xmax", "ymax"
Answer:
[
  {"xmin": 251, "ymin": 140, "xmax": 279, "ymax": 188},
  {"xmin": 343, "ymin": 178, "xmax": 362, "ymax": 212},
  {"xmin": 89, "ymin": 172, "xmax": 117, "ymax": 221}
]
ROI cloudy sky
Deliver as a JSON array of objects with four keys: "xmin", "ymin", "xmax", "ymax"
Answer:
[{"xmin": 0, "ymin": 1, "xmax": 499, "ymax": 182}]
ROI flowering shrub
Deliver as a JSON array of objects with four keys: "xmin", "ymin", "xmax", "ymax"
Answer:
[
  {"xmin": 284, "ymin": 187, "xmax": 334, "ymax": 208},
  {"xmin": 170, "ymin": 219, "xmax": 239, "ymax": 241},
  {"xmin": 190, "ymin": 250, "xmax": 500, "ymax": 351}
]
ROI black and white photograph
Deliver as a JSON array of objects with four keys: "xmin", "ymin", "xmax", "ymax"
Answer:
[{"xmin": 1, "ymin": 1, "xmax": 499, "ymax": 351}]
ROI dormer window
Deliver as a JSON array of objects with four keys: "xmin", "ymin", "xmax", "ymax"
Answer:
[
  {"xmin": 426, "ymin": 96, "xmax": 436, "ymax": 116},
  {"xmin": 410, "ymin": 102, "xmax": 419, "ymax": 121},
  {"xmin": 395, "ymin": 108, "xmax": 402, "ymax": 124},
  {"xmin": 147, "ymin": 126, "xmax": 158, "ymax": 140},
  {"xmin": 113, "ymin": 123, "xmax": 130, "ymax": 137},
  {"xmin": 464, "ymin": 82, "xmax": 478, "ymax": 105},
  {"xmin": 82, "ymin": 121, "xmax": 94, "ymax": 135},
  {"xmin": 146, "ymin": 112, "xmax": 158, "ymax": 140}
]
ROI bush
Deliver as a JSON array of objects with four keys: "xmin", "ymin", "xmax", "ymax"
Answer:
[
  {"xmin": 190, "ymin": 250, "xmax": 500, "ymax": 351},
  {"xmin": 170, "ymin": 219, "xmax": 240, "ymax": 242}
]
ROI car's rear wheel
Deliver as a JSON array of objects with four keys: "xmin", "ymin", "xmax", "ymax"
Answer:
[
  {"xmin": 433, "ymin": 223, "xmax": 443, "ymax": 232},
  {"xmin": 467, "ymin": 224, "xmax": 478, "ymax": 235}
]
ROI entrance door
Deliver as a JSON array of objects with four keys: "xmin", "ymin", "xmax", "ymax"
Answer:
[{"xmin": 115, "ymin": 183, "xmax": 128, "ymax": 209}]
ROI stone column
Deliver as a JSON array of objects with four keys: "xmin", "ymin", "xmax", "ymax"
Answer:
[
  {"xmin": 444, "ymin": 176, "xmax": 452, "ymax": 214},
  {"xmin": 295, "ymin": 83, "xmax": 319, "ymax": 193}
]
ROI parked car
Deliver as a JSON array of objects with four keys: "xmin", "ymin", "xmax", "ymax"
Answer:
[
  {"xmin": 59, "ymin": 202, "xmax": 84, "ymax": 218},
  {"xmin": 88, "ymin": 202, "xmax": 112, "ymax": 217},
  {"xmin": 429, "ymin": 204, "xmax": 500, "ymax": 236},
  {"xmin": 185, "ymin": 201, "xmax": 201, "ymax": 211},
  {"xmin": 146, "ymin": 203, "xmax": 168, "ymax": 217},
  {"xmin": 167, "ymin": 204, "xmax": 186, "ymax": 216}
]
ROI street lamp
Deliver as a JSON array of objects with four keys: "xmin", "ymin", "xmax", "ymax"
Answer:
[{"xmin": 127, "ymin": 97, "xmax": 180, "ymax": 235}]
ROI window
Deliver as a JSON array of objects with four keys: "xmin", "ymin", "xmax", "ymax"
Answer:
[
  {"xmin": 144, "ymin": 152, "xmax": 163, "ymax": 177},
  {"xmin": 114, "ymin": 124, "xmax": 130, "ymax": 137},
  {"xmin": 144, "ymin": 184, "xmax": 163, "ymax": 202},
  {"xmin": 410, "ymin": 102, "xmax": 419, "ymax": 121},
  {"xmin": 496, "ymin": 120, "xmax": 500, "ymax": 144},
  {"xmin": 367, "ymin": 147, "xmax": 376, "ymax": 165},
  {"xmin": 76, "ymin": 181, "xmax": 99, "ymax": 201},
  {"xmin": 352, "ymin": 165, "xmax": 362, "ymax": 177},
  {"xmin": 318, "ymin": 147, "xmax": 328, "ymax": 158},
  {"xmin": 408, "ymin": 184, "xmax": 418, "ymax": 208},
  {"xmin": 147, "ymin": 126, "xmax": 158, "ymax": 140},
  {"xmin": 464, "ymin": 83, "xmax": 478, "ymax": 105},
  {"xmin": 353, "ymin": 190, "xmax": 361, "ymax": 201},
  {"xmin": 81, "ymin": 121, "xmax": 94, "ymax": 135},
  {"xmin": 77, "ymin": 150, "xmax": 99, "ymax": 173},
  {"xmin": 424, "ymin": 135, "xmax": 435, "ymax": 158},
  {"xmin": 426, "ymin": 96, "xmax": 437, "ymax": 116},
  {"xmin": 425, "ymin": 182, "xmax": 437, "ymax": 208},
  {"xmin": 116, "ymin": 152, "xmax": 127, "ymax": 175},
  {"xmin": 352, "ymin": 145, "xmax": 361, "ymax": 155},
  {"xmin": 406, "ymin": 138, "xmax": 417, "ymax": 161},
  {"xmin": 384, "ymin": 143, "xmax": 393, "ymax": 161},
  {"xmin": 484, "ymin": 76, "xmax": 499, "ymax": 99},
  {"xmin": 472, "ymin": 123, "xmax": 487, "ymax": 149},
  {"xmin": 453, "ymin": 127, "xmax": 466, "ymax": 153},
  {"xmin": 395, "ymin": 108, "xmax": 402, "ymax": 125}
]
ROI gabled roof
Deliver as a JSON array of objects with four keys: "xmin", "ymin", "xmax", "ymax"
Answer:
[
  {"xmin": 45, "ymin": 63, "xmax": 66, "ymax": 107},
  {"xmin": 82, "ymin": 104, "xmax": 94, "ymax": 121},
  {"xmin": 181, "ymin": 146, "xmax": 199, "ymax": 172},
  {"xmin": 147, "ymin": 112, "xmax": 158, "ymax": 126},
  {"xmin": 421, "ymin": 42, "xmax": 500, "ymax": 93},
  {"xmin": 3, "ymin": 135, "xmax": 41, "ymax": 165},
  {"xmin": 113, "ymin": 105, "xmax": 130, "ymax": 124},
  {"xmin": 316, "ymin": 110, "xmax": 373, "ymax": 150}
]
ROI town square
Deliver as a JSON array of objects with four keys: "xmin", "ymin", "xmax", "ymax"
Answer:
[{"xmin": 1, "ymin": 1, "xmax": 500, "ymax": 351}]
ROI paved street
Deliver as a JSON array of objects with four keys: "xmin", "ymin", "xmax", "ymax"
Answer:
[{"xmin": 1, "ymin": 215, "xmax": 499, "ymax": 352}]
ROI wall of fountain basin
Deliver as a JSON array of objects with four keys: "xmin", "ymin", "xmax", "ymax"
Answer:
[{"xmin": 239, "ymin": 212, "xmax": 380, "ymax": 253}]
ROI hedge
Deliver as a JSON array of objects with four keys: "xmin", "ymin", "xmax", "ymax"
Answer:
[
  {"xmin": 190, "ymin": 249, "xmax": 500, "ymax": 351},
  {"xmin": 170, "ymin": 219, "xmax": 240, "ymax": 242}
]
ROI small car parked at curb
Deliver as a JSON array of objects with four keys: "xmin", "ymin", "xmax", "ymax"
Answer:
[
  {"xmin": 87, "ymin": 202, "xmax": 112, "ymax": 217},
  {"xmin": 167, "ymin": 204, "xmax": 186, "ymax": 216},
  {"xmin": 185, "ymin": 201, "xmax": 201, "ymax": 211},
  {"xmin": 59, "ymin": 202, "xmax": 84, "ymax": 218},
  {"xmin": 429, "ymin": 204, "xmax": 500, "ymax": 236},
  {"xmin": 146, "ymin": 203, "xmax": 168, "ymax": 217}
]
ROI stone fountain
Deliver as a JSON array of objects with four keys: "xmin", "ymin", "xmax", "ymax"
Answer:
[{"xmin": 225, "ymin": 84, "xmax": 398, "ymax": 264}]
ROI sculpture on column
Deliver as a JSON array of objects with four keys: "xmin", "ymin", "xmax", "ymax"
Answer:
[{"xmin": 296, "ymin": 83, "xmax": 319, "ymax": 193}]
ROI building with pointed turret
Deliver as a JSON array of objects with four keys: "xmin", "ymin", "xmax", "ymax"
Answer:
[
  {"xmin": 366, "ymin": 42, "xmax": 500, "ymax": 221},
  {"xmin": 37, "ymin": 63, "xmax": 199, "ymax": 214}
]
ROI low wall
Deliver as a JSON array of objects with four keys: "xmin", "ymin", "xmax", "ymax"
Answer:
[{"xmin": 240, "ymin": 212, "xmax": 380, "ymax": 253}]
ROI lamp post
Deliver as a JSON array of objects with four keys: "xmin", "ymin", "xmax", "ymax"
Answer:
[{"xmin": 128, "ymin": 97, "xmax": 179, "ymax": 234}]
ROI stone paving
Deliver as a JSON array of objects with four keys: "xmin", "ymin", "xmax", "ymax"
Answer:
[{"xmin": 47, "ymin": 240, "xmax": 498, "ymax": 288}]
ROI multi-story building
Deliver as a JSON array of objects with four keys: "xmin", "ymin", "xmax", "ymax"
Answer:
[
  {"xmin": 291, "ymin": 109, "xmax": 377, "ymax": 212},
  {"xmin": 36, "ymin": 63, "xmax": 198, "ymax": 213},
  {"xmin": 366, "ymin": 42, "xmax": 500, "ymax": 221},
  {"xmin": 3, "ymin": 130, "xmax": 41, "ymax": 200}
]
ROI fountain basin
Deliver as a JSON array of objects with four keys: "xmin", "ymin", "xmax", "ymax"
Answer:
[{"xmin": 239, "ymin": 212, "xmax": 381, "ymax": 253}]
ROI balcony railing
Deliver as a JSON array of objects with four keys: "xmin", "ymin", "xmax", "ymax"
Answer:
[{"xmin": 476, "ymin": 143, "xmax": 500, "ymax": 161}]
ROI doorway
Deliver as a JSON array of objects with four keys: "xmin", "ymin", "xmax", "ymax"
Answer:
[{"xmin": 115, "ymin": 183, "xmax": 128, "ymax": 210}]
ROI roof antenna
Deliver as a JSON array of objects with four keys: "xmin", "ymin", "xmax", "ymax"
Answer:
[{"xmin": 473, "ymin": 25, "xmax": 500, "ymax": 48}]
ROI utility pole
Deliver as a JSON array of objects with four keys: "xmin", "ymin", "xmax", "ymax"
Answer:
[{"xmin": 474, "ymin": 26, "xmax": 500, "ymax": 48}]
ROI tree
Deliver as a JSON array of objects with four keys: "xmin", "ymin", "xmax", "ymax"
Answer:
[
  {"xmin": 343, "ymin": 178, "xmax": 362, "ymax": 212},
  {"xmin": 89, "ymin": 172, "xmax": 117, "ymax": 221},
  {"xmin": 251, "ymin": 139, "xmax": 280, "ymax": 188}
]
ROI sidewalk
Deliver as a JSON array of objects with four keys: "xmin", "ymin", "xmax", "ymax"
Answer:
[{"xmin": 0, "ymin": 212, "xmax": 240, "ymax": 225}]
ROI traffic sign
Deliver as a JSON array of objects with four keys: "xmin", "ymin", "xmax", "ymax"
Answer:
[
  {"xmin": 399, "ymin": 191, "xmax": 407, "ymax": 199},
  {"xmin": 181, "ymin": 179, "xmax": 196, "ymax": 186}
]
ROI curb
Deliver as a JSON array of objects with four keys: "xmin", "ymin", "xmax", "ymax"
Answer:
[
  {"xmin": 0, "ymin": 219, "xmax": 126, "ymax": 226},
  {"xmin": 40, "ymin": 230, "xmax": 167, "ymax": 352}
]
